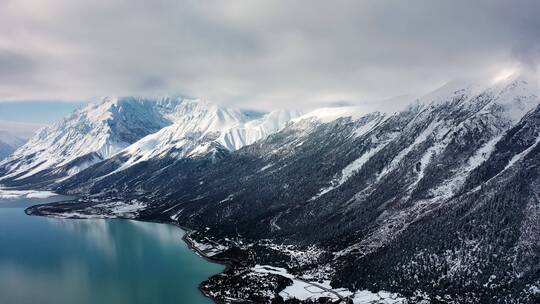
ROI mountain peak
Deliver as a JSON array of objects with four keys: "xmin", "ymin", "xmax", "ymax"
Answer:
[
  {"xmin": 0, "ymin": 96, "xmax": 189, "ymax": 183},
  {"xmin": 116, "ymin": 104, "xmax": 303, "ymax": 170},
  {"xmin": 0, "ymin": 95, "xmax": 304, "ymax": 182}
]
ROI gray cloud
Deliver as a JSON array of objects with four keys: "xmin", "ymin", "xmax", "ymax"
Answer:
[
  {"xmin": 0, "ymin": 50, "xmax": 36, "ymax": 82},
  {"xmin": 0, "ymin": 0, "xmax": 539, "ymax": 110}
]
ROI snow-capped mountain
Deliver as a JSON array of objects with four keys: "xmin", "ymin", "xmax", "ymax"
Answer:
[
  {"xmin": 0, "ymin": 96, "xmax": 183, "ymax": 185},
  {"xmin": 36, "ymin": 71, "xmax": 540, "ymax": 303},
  {"xmin": 0, "ymin": 96, "xmax": 302, "ymax": 186},
  {"xmin": 115, "ymin": 100, "xmax": 302, "ymax": 171},
  {"xmin": 0, "ymin": 130, "xmax": 26, "ymax": 160},
  {"xmin": 60, "ymin": 72, "xmax": 539, "ymax": 196}
]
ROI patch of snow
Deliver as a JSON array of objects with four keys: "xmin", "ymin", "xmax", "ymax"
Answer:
[
  {"xmin": 191, "ymin": 239, "xmax": 228, "ymax": 257},
  {"xmin": 312, "ymin": 144, "xmax": 385, "ymax": 200},
  {"xmin": 170, "ymin": 208, "xmax": 185, "ymax": 221},
  {"xmin": 218, "ymin": 194, "xmax": 234, "ymax": 204},
  {"xmin": 270, "ymin": 212, "xmax": 282, "ymax": 231},
  {"xmin": 310, "ymin": 114, "xmax": 393, "ymax": 199},
  {"xmin": 351, "ymin": 290, "xmax": 405, "ymax": 304},
  {"xmin": 0, "ymin": 188, "xmax": 57, "ymax": 200},
  {"xmin": 377, "ymin": 121, "xmax": 439, "ymax": 181},
  {"xmin": 279, "ymin": 279, "xmax": 340, "ymax": 301},
  {"xmin": 262, "ymin": 243, "xmax": 324, "ymax": 267},
  {"xmin": 405, "ymin": 125, "xmax": 453, "ymax": 194},
  {"xmin": 259, "ymin": 163, "xmax": 274, "ymax": 172},
  {"xmin": 187, "ymin": 142, "xmax": 213, "ymax": 157},
  {"xmin": 430, "ymin": 134, "xmax": 503, "ymax": 199},
  {"xmin": 252, "ymin": 265, "xmax": 293, "ymax": 278},
  {"xmin": 505, "ymin": 134, "xmax": 540, "ymax": 170},
  {"xmin": 94, "ymin": 200, "xmax": 147, "ymax": 218},
  {"xmin": 252, "ymin": 265, "xmax": 404, "ymax": 303},
  {"xmin": 352, "ymin": 114, "xmax": 388, "ymax": 138},
  {"xmin": 162, "ymin": 203, "xmax": 182, "ymax": 216},
  {"xmin": 475, "ymin": 131, "xmax": 540, "ymax": 191},
  {"xmin": 292, "ymin": 106, "xmax": 369, "ymax": 124}
]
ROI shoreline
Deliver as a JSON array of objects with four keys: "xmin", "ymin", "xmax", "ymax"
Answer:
[
  {"xmin": 23, "ymin": 195, "xmax": 355, "ymax": 304},
  {"xmin": 159, "ymin": 220, "xmax": 235, "ymax": 304},
  {"xmin": 22, "ymin": 197, "xmax": 233, "ymax": 304},
  {"xmin": 115, "ymin": 216, "xmax": 235, "ymax": 304}
]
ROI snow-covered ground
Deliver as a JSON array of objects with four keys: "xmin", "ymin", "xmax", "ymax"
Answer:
[
  {"xmin": 252, "ymin": 265, "xmax": 405, "ymax": 303},
  {"xmin": 190, "ymin": 238, "xmax": 229, "ymax": 257},
  {"xmin": 54, "ymin": 200, "xmax": 148, "ymax": 219},
  {"xmin": 97, "ymin": 201, "xmax": 147, "ymax": 218}
]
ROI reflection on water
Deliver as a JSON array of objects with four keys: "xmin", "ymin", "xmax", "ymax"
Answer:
[
  {"xmin": 129, "ymin": 220, "xmax": 184, "ymax": 245},
  {"xmin": 0, "ymin": 261, "xmax": 94, "ymax": 304},
  {"xmin": 47, "ymin": 218, "xmax": 118, "ymax": 258},
  {"xmin": 0, "ymin": 197, "xmax": 224, "ymax": 304}
]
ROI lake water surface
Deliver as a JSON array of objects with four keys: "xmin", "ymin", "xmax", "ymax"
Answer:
[{"xmin": 0, "ymin": 195, "xmax": 224, "ymax": 304}]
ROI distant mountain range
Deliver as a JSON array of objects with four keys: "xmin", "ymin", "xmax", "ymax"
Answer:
[
  {"xmin": 0, "ymin": 119, "xmax": 44, "ymax": 161},
  {"xmin": 5, "ymin": 72, "xmax": 540, "ymax": 303},
  {"xmin": 0, "ymin": 130, "xmax": 26, "ymax": 160},
  {"xmin": 0, "ymin": 96, "xmax": 303, "ymax": 186}
]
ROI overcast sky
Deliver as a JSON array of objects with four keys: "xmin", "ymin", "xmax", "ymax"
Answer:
[{"xmin": 1, "ymin": 0, "xmax": 539, "ymax": 114}]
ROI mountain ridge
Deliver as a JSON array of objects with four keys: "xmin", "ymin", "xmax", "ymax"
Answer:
[
  {"xmin": 9, "ymin": 72, "xmax": 540, "ymax": 303},
  {"xmin": 0, "ymin": 96, "xmax": 304, "ymax": 186}
]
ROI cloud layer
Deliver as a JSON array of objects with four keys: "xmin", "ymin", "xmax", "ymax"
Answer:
[{"xmin": 1, "ymin": 0, "xmax": 539, "ymax": 110}]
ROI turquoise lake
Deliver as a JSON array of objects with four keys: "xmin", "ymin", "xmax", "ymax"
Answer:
[{"xmin": 0, "ymin": 196, "xmax": 224, "ymax": 304}]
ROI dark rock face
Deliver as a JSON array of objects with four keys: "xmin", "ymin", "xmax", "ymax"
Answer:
[{"xmin": 15, "ymin": 79, "xmax": 540, "ymax": 302}]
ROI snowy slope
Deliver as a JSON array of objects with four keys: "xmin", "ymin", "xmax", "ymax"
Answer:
[
  {"xmin": 0, "ymin": 96, "xmax": 303, "ymax": 185},
  {"xmin": 115, "ymin": 101, "xmax": 302, "ymax": 170},
  {"xmin": 417, "ymin": 71, "xmax": 539, "ymax": 123},
  {"xmin": 292, "ymin": 106, "xmax": 370, "ymax": 124},
  {"xmin": 310, "ymin": 72, "xmax": 539, "ymax": 200},
  {"xmin": 0, "ymin": 96, "xmax": 186, "ymax": 182},
  {"xmin": 54, "ymin": 70, "xmax": 540, "ymax": 197},
  {"xmin": 222, "ymin": 109, "xmax": 304, "ymax": 151}
]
